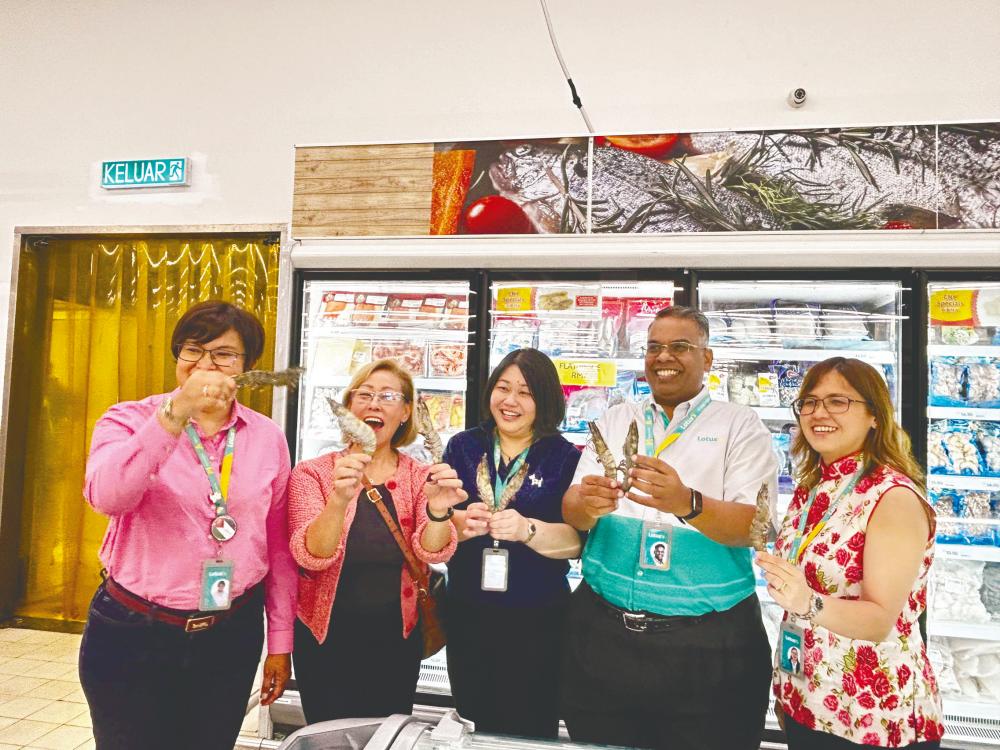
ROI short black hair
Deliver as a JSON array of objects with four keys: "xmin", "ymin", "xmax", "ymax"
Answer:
[
  {"xmin": 481, "ymin": 348, "xmax": 565, "ymax": 438},
  {"xmin": 653, "ymin": 305, "xmax": 710, "ymax": 342},
  {"xmin": 170, "ymin": 300, "xmax": 266, "ymax": 368}
]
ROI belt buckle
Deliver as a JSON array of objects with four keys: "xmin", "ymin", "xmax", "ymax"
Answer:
[
  {"xmin": 184, "ymin": 615, "xmax": 215, "ymax": 633},
  {"xmin": 622, "ymin": 612, "xmax": 647, "ymax": 632}
]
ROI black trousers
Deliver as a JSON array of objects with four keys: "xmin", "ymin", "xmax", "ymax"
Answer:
[
  {"xmin": 560, "ymin": 583, "xmax": 772, "ymax": 750},
  {"xmin": 446, "ymin": 594, "xmax": 569, "ymax": 739},
  {"xmin": 78, "ymin": 581, "xmax": 265, "ymax": 750},
  {"xmin": 784, "ymin": 714, "xmax": 942, "ymax": 749},
  {"xmin": 292, "ymin": 602, "xmax": 423, "ymax": 724}
]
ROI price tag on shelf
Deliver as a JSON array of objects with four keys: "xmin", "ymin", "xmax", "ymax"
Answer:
[
  {"xmin": 496, "ymin": 287, "xmax": 533, "ymax": 312},
  {"xmin": 554, "ymin": 359, "xmax": 617, "ymax": 387}
]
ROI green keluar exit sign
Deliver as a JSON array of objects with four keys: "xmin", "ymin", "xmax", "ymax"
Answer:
[{"xmin": 101, "ymin": 158, "xmax": 189, "ymax": 189}]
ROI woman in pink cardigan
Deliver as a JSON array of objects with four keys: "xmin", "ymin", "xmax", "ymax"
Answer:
[{"xmin": 288, "ymin": 359, "xmax": 464, "ymax": 722}]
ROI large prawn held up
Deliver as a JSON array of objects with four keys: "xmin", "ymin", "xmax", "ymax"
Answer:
[
  {"xmin": 587, "ymin": 419, "xmax": 639, "ymax": 493},
  {"xmin": 749, "ymin": 481, "xmax": 772, "ymax": 552},
  {"xmin": 413, "ymin": 399, "xmax": 444, "ymax": 464},
  {"xmin": 327, "ymin": 398, "xmax": 377, "ymax": 456}
]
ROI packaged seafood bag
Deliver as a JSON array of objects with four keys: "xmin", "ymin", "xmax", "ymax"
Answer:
[
  {"xmin": 943, "ymin": 420, "xmax": 987, "ymax": 476},
  {"xmin": 965, "ymin": 358, "xmax": 1000, "ymax": 407},
  {"xmin": 974, "ymin": 422, "xmax": 1000, "ymax": 477},
  {"xmin": 819, "ymin": 304, "xmax": 872, "ymax": 348},
  {"xmin": 928, "ymin": 421, "xmax": 951, "ymax": 475},
  {"xmin": 771, "ymin": 300, "xmax": 821, "ymax": 347},
  {"xmin": 930, "ymin": 358, "xmax": 968, "ymax": 407}
]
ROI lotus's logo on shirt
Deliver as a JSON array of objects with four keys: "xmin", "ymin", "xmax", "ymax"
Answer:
[
  {"xmin": 528, "ymin": 474, "xmax": 543, "ymax": 487},
  {"xmin": 697, "ymin": 436, "xmax": 719, "ymax": 442}
]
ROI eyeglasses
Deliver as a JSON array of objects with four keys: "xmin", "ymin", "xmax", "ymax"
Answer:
[
  {"xmin": 642, "ymin": 341, "xmax": 704, "ymax": 357},
  {"xmin": 792, "ymin": 396, "xmax": 871, "ymax": 416},
  {"xmin": 177, "ymin": 344, "xmax": 245, "ymax": 367},
  {"xmin": 350, "ymin": 389, "xmax": 408, "ymax": 405}
]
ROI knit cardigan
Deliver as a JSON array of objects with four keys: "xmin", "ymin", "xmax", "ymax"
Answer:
[{"xmin": 288, "ymin": 450, "xmax": 457, "ymax": 644}]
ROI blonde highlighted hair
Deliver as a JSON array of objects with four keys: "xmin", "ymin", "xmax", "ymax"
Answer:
[
  {"xmin": 791, "ymin": 357, "xmax": 924, "ymax": 493},
  {"xmin": 342, "ymin": 359, "xmax": 418, "ymax": 448}
]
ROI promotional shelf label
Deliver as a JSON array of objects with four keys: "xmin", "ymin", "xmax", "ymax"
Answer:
[
  {"xmin": 554, "ymin": 359, "xmax": 616, "ymax": 387},
  {"xmin": 496, "ymin": 287, "xmax": 533, "ymax": 312}
]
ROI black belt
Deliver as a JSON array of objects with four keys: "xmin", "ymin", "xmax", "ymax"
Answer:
[
  {"xmin": 105, "ymin": 578, "xmax": 260, "ymax": 633},
  {"xmin": 583, "ymin": 582, "xmax": 718, "ymax": 633}
]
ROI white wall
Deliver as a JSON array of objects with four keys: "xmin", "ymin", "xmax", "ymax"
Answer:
[{"xmin": 2, "ymin": 0, "xmax": 1000, "ymax": 352}]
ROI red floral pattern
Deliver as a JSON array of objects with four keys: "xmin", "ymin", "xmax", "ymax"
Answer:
[{"xmin": 772, "ymin": 454, "xmax": 942, "ymax": 746}]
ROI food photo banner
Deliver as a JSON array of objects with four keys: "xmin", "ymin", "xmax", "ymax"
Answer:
[{"xmin": 292, "ymin": 124, "xmax": 1000, "ymax": 238}]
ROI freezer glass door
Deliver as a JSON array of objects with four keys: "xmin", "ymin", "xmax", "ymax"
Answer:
[{"xmin": 925, "ymin": 281, "xmax": 1000, "ymax": 732}]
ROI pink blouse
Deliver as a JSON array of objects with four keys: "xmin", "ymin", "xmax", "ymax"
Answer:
[
  {"xmin": 84, "ymin": 392, "xmax": 298, "ymax": 653},
  {"xmin": 288, "ymin": 450, "xmax": 457, "ymax": 644}
]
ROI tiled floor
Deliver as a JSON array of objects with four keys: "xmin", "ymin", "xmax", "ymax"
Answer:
[
  {"xmin": 0, "ymin": 627, "xmax": 265, "ymax": 750},
  {"xmin": 0, "ymin": 628, "xmax": 92, "ymax": 750}
]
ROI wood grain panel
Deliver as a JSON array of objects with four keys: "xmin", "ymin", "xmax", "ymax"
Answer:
[{"xmin": 293, "ymin": 143, "xmax": 434, "ymax": 237}]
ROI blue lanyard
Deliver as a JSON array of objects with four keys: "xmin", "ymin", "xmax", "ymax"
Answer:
[
  {"xmin": 643, "ymin": 394, "xmax": 713, "ymax": 458},
  {"xmin": 491, "ymin": 439, "xmax": 529, "ymax": 511},
  {"xmin": 185, "ymin": 424, "xmax": 237, "ymax": 516},
  {"xmin": 788, "ymin": 468, "xmax": 864, "ymax": 563}
]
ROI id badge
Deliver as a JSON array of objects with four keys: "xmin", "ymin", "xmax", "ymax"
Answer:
[
  {"xmin": 481, "ymin": 547, "xmax": 509, "ymax": 592},
  {"xmin": 200, "ymin": 559, "xmax": 234, "ymax": 611},
  {"xmin": 779, "ymin": 621, "xmax": 805, "ymax": 675},
  {"xmin": 639, "ymin": 521, "xmax": 672, "ymax": 570}
]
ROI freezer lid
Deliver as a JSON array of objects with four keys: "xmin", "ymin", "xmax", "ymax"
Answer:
[{"xmin": 275, "ymin": 714, "xmax": 417, "ymax": 750}]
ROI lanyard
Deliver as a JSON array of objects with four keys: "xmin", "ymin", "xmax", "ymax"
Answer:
[
  {"xmin": 644, "ymin": 393, "xmax": 713, "ymax": 459},
  {"xmin": 185, "ymin": 423, "xmax": 236, "ymax": 517},
  {"xmin": 491, "ymin": 439, "xmax": 529, "ymax": 511},
  {"xmin": 788, "ymin": 468, "xmax": 863, "ymax": 563}
]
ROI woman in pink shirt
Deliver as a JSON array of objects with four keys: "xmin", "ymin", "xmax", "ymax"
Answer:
[
  {"xmin": 80, "ymin": 301, "xmax": 298, "ymax": 750},
  {"xmin": 288, "ymin": 359, "xmax": 464, "ymax": 723}
]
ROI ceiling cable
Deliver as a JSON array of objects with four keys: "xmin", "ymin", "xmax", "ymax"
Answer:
[{"xmin": 538, "ymin": 0, "xmax": 595, "ymax": 133}]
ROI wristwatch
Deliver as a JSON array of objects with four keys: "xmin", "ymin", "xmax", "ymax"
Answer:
[
  {"xmin": 800, "ymin": 593, "xmax": 825, "ymax": 623},
  {"xmin": 677, "ymin": 489, "xmax": 703, "ymax": 523},
  {"xmin": 524, "ymin": 520, "xmax": 537, "ymax": 544}
]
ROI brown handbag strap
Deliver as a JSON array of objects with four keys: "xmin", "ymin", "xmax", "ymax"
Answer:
[{"xmin": 361, "ymin": 475, "xmax": 431, "ymax": 595}]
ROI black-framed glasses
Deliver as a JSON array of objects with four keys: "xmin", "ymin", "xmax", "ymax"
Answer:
[
  {"xmin": 177, "ymin": 344, "xmax": 245, "ymax": 367},
  {"xmin": 642, "ymin": 341, "xmax": 704, "ymax": 357},
  {"xmin": 350, "ymin": 389, "xmax": 408, "ymax": 405},
  {"xmin": 792, "ymin": 396, "xmax": 871, "ymax": 416}
]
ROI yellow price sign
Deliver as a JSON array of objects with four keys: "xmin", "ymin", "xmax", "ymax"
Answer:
[
  {"xmin": 496, "ymin": 287, "xmax": 533, "ymax": 312},
  {"xmin": 554, "ymin": 359, "xmax": 617, "ymax": 387},
  {"xmin": 929, "ymin": 289, "xmax": 975, "ymax": 325}
]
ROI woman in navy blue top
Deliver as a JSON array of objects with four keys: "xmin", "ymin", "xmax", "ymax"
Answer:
[{"xmin": 442, "ymin": 348, "xmax": 582, "ymax": 739}]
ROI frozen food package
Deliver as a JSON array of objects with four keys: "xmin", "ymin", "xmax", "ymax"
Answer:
[
  {"xmin": 819, "ymin": 304, "xmax": 872, "ymax": 347},
  {"xmin": 536, "ymin": 288, "xmax": 575, "ymax": 311},
  {"xmin": 964, "ymin": 358, "xmax": 1000, "ymax": 407},
  {"xmin": 707, "ymin": 370, "xmax": 729, "ymax": 402},
  {"xmin": 981, "ymin": 563, "xmax": 1000, "ymax": 616},
  {"xmin": 310, "ymin": 337, "xmax": 357, "ymax": 376},
  {"xmin": 931, "ymin": 560, "xmax": 990, "ymax": 623},
  {"xmin": 624, "ymin": 297, "xmax": 673, "ymax": 356},
  {"xmin": 707, "ymin": 313, "xmax": 732, "ymax": 344},
  {"xmin": 562, "ymin": 386, "xmax": 609, "ymax": 432},
  {"xmin": 538, "ymin": 318, "xmax": 601, "ymax": 358},
  {"xmin": 307, "ymin": 386, "xmax": 344, "ymax": 432},
  {"xmin": 418, "ymin": 296, "xmax": 449, "ymax": 328},
  {"xmin": 778, "ymin": 365, "xmax": 804, "ymax": 407},
  {"xmin": 728, "ymin": 373, "xmax": 760, "ymax": 406},
  {"xmin": 443, "ymin": 295, "xmax": 470, "ymax": 331},
  {"xmin": 771, "ymin": 432, "xmax": 791, "ymax": 481},
  {"xmin": 349, "ymin": 339, "xmax": 372, "ymax": 374},
  {"xmin": 634, "ymin": 378, "xmax": 651, "ymax": 400},
  {"xmin": 608, "ymin": 369, "xmax": 636, "ymax": 408},
  {"xmin": 449, "ymin": 394, "xmax": 465, "ymax": 430},
  {"xmin": 420, "ymin": 393, "xmax": 453, "ymax": 432},
  {"xmin": 318, "ymin": 291, "xmax": 360, "ymax": 327},
  {"xmin": 771, "ymin": 300, "xmax": 820, "ymax": 346},
  {"xmin": 927, "ymin": 422, "xmax": 950, "ymax": 475},
  {"xmin": 725, "ymin": 309, "xmax": 772, "ymax": 345},
  {"xmin": 930, "ymin": 358, "xmax": 967, "ymax": 407},
  {"xmin": 428, "ymin": 343, "xmax": 468, "ymax": 378},
  {"xmin": 974, "ymin": 422, "xmax": 1000, "ymax": 476},
  {"xmin": 757, "ymin": 371, "xmax": 780, "ymax": 407},
  {"xmin": 384, "ymin": 293, "xmax": 425, "ymax": 328},
  {"xmin": 941, "ymin": 326, "xmax": 980, "ymax": 346},
  {"xmin": 491, "ymin": 317, "xmax": 539, "ymax": 360},
  {"xmin": 599, "ymin": 297, "xmax": 626, "ymax": 357},
  {"xmin": 351, "ymin": 293, "xmax": 388, "ymax": 326},
  {"xmin": 371, "ymin": 339, "xmax": 426, "ymax": 377},
  {"xmin": 943, "ymin": 420, "xmax": 986, "ymax": 476}
]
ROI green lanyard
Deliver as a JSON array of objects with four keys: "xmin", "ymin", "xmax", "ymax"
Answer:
[
  {"xmin": 491, "ymin": 439, "xmax": 529, "ymax": 511},
  {"xmin": 185, "ymin": 423, "xmax": 236, "ymax": 518},
  {"xmin": 788, "ymin": 467, "xmax": 863, "ymax": 563},
  {"xmin": 643, "ymin": 393, "xmax": 713, "ymax": 459}
]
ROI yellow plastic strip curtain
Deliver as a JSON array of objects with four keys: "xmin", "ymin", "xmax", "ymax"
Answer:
[{"xmin": 11, "ymin": 235, "xmax": 280, "ymax": 622}]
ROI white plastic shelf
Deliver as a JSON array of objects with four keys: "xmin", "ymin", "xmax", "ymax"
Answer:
[
  {"xmin": 936, "ymin": 544, "xmax": 1000, "ymax": 563},
  {"xmin": 755, "ymin": 406, "xmax": 794, "ymax": 420},
  {"xmin": 927, "ymin": 406, "xmax": 1000, "ymax": 421},
  {"xmin": 927, "ymin": 474, "xmax": 1000, "ymax": 491},
  {"xmin": 928, "ymin": 621, "xmax": 1000, "ymax": 641},
  {"xmin": 928, "ymin": 345, "xmax": 1000, "ymax": 358},
  {"xmin": 710, "ymin": 347, "xmax": 896, "ymax": 364}
]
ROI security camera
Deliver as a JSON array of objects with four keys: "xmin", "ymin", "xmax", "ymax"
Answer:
[{"xmin": 787, "ymin": 88, "xmax": 807, "ymax": 108}]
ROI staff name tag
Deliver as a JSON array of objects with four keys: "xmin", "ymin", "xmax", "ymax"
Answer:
[
  {"xmin": 639, "ymin": 521, "xmax": 672, "ymax": 571},
  {"xmin": 481, "ymin": 548, "xmax": 509, "ymax": 592},
  {"xmin": 200, "ymin": 559, "xmax": 235, "ymax": 611}
]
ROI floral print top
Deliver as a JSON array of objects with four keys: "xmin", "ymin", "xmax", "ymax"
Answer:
[{"xmin": 772, "ymin": 453, "xmax": 943, "ymax": 747}]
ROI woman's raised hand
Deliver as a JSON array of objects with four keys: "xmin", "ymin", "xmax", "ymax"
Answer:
[
  {"xmin": 174, "ymin": 370, "xmax": 238, "ymax": 419},
  {"xmin": 425, "ymin": 463, "xmax": 468, "ymax": 516},
  {"xmin": 330, "ymin": 453, "xmax": 372, "ymax": 507},
  {"xmin": 462, "ymin": 502, "xmax": 491, "ymax": 539}
]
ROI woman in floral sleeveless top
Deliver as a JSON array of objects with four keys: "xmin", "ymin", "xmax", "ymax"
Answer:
[{"xmin": 757, "ymin": 358, "xmax": 943, "ymax": 749}]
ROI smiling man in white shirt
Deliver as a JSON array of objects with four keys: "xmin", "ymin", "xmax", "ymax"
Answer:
[{"xmin": 561, "ymin": 305, "xmax": 778, "ymax": 750}]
